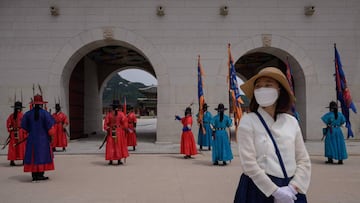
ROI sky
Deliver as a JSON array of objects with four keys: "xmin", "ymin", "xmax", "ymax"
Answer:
[
  {"xmin": 118, "ymin": 69, "xmax": 244, "ymax": 93},
  {"xmin": 118, "ymin": 69, "xmax": 158, "ymax": 86}
]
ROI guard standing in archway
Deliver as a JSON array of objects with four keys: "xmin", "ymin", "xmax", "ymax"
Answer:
[
  {"xmin": 51, "ymin": 102, "xmax": 69, "ymax": 152},
  {"xmin": 126, "ymin": 106, "xmax": 137, "ymax": 151},
  {"xmin": 103, "ymin": 100, "xmax": 129, "ymax": 165}
]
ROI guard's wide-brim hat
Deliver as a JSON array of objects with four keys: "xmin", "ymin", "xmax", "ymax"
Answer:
[
  {"xmin": 110, "ymin": 100, "xmax": 121, "ymax": 107},
  {"xmin": 11, "ymin": 101, "xmax": 25, "ymax": 108},
  {"xmin": 30, "ymin": 94, "xmax": 48, "ymax": 105},
  {"xmin": 240, "ymin": 67, "xmax": 295, "ymax": 104},
  {"xmin": 326, "ymin": 101, "xmax": 339, "ymax": 109},
  {"xmin": 214, "ymin": 103, "xmax": 228, "ymax": 111}
]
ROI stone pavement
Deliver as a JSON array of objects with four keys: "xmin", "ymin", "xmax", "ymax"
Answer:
[{"xmin": 1, "ymin": 138, "xmax": 360, "ymax": 203}]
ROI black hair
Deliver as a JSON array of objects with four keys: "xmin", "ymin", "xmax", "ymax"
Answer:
[
  {"xmin": 219, "ymin": 111, "xmax": 224, "ymax": 122},
  {"xmin": 329, "ymin": 101, "xmax": 338, "ymax": 119},
  {"xmin": 34, "ymin": 104, "xmax": 41, "ymax": 121},
  {"xmin": 13, "ymin": 108, "xmax": 18, "ymax": 120}
]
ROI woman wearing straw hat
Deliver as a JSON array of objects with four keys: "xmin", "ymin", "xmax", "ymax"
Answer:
[
  {"xmin": 321, "ymin": 101, "xmax": 348, "ymax": 164},
  {"xmin": 210, "ymin": 103, "xmax": 233, "ymax": 166},
  {"xmin": 21, "ymin": 94, "xmax": 55, "ymax": 181},
  {"xmin": 234, "ymin": 67, "xmax": 311, "ymax": 203}
]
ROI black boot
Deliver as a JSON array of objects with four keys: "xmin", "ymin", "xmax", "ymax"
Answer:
[
  {"xmin": 52, "ymin": 148, "xmax": 56, "ymax": 152},
  {"xmin": 338, "ymin": 160, "xmax": 343, "ymax": 165},
  {"xmin": 10, "ymin": 161, "xmax": 15, "ymax": 166},
  {"xmin": 37, "ymin": 172, "xmax": 49, "ymax": 181},
  {"xmin": 223, "ymin": 161, "xmax": 227, "ymax": 166},
  {"xmin": 133, "ymin": 146, "xmax": 136, "ymax": 151},
  {"xmin": 118, "ymin": 160, "xmax": 123, "ymax": 165},
  {"xmin": 62, "ymin": 147, "xmax": 66, "ymax": 151},
  {"xmin": 200, "ymin": 145, "xmax": 203, "ymax": 150},
  {"xmin": 208, "ymin": 146, "xmax": 211, "ymax": 151},
  {"xmin": 108, "ymin": 160, "xmax": 113, "ymax": 165},
  {"xmin": 32, "ymin": 172, "xmax": 38, "ymax": 182},
  {"xmin": 213, "ymin": 161, "xmax": 219, "ymax": 165},
  {"xmin": 325, "ymin": 158, "xmax": 333, "ymax": 164}
]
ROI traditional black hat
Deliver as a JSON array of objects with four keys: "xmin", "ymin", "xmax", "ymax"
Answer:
[
  {"xmin": 55, "ymin": 103, "xmax": 61, "ymax": 110},
  {"xmin": 110, "ymin": 99, "xmax": 121, "ymax": 107},
  {"xmin": 328, "ymin": 101, "xmax": 338, "ymax": 110},
  {"xmin": 203, "ymin": 103, "xmax": 209, "ymax": 108},
  {"xmin": 214, "ymin": 103, "xmax": 228, "ymax": 111},
  {"xmin": 11, "ymin": 101, "xmax": 25, "ymax": 109},
  {"xmin": 185, "ymin": 107, "xmax": 192, "ymax": 115}
]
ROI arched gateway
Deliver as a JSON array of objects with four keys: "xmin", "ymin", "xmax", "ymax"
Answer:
[
  {"xmin": 219, "ymin": 34, "xmax": 315, "ymax": 139},
  {"xmin": 47, "ymin": 27, "xmax": 170, "ymax": 142}
]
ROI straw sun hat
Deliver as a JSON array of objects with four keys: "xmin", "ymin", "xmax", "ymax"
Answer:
[{"xmin": 240, "ymin": 67, "xmax": 295, "ymax": 104}]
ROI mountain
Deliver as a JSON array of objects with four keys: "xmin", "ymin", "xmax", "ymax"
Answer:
[{"xmin": 102, "ymin": 74, "xmax": 147, "ymax": 107}]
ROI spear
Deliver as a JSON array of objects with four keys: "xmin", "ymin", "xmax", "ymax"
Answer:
[{"xmin": 38, "ymin": 83, "xmax": 43, "ymax": 96}]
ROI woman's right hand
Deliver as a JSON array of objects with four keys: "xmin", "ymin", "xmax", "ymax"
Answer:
[{"xmin": 272, "ymin": 186, "xmax": 297, "ymax": 203}]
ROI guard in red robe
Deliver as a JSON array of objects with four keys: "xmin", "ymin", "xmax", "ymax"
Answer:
[
  {"xmin": 51, "ymin": 103, "xmax": 69, "ymax": 151},
  {"xmin": 21, "ymin": 94, "xmax": 55, "ymax": 181},
  {"xmin": 126, "ymin": 106, "xmax": 137, "ymax": 151},
  {"xmin": 175, "ymin": 107, "xmax": 198, "ymax": 159},
  {"xmin": 6, "ymin": 101, "xmax": 27, "ymax": 166},
  {"xmin": 103, "ymin": 100, "xmax": 129, "ymax": 165}
]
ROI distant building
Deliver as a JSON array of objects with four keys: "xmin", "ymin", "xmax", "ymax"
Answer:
[{"xmin": 138, "ymin": 86, "xmax": 157, "ymax": 116}]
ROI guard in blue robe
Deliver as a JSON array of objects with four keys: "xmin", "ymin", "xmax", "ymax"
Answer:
[
  {"xmin": 197, "ymin": 103, "xmax": 213, "ymax": 150},
  {"xmin": 21, "ymin": 94, "xmax": 55, "ymax": 181},
  {"xmin": 321, "ymin": 101, "xmax": 348, "ymax": 164},
  {"xmin": 210, "ymin": 103, "xmax": 233, "ymax": 165}
]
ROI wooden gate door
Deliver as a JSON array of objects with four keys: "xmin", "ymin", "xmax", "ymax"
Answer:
[{"xmin": 69, "ymin": 59, "xmax": 84, "ymax": 139}]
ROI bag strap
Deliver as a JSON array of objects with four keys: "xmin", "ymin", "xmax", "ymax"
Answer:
[{"xmin": 255, "ymin": 111, "xmax": 289, "ymax": 180}]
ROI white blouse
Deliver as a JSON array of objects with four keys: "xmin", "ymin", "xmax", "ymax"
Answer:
[{"xmin": 237, "ymin": 108, "xmax": 311, "ymax": 197}]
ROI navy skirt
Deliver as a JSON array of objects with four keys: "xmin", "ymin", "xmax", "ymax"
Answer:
[{"xmin": 234, "ymin": 174, "xmax": 307, "ymax": 203}]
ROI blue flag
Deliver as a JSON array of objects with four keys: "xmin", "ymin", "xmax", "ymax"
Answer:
[
  {"xmin": 334, "ymin": 45, "xmax": 357, "ymax": 138},
  {"xmin": 197, "ymin": 55, "xmax": 205, "ymax": 127},
  {"xmin": 285, "ymin": 57, "xmax": 300, "ymax": 121},
  {"xmin": 228, "ymin": 44, "xmax": 243, "ymax": 137}
]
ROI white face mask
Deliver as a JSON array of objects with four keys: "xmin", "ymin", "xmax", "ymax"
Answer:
[{"xmin": 254, "ymin": 87, "xmax": 279, "ymax": 107}]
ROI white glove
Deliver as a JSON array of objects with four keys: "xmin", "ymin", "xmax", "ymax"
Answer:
[{"xmin": 272, "ymin": 185, "xmax": 297, "ymax": 203}]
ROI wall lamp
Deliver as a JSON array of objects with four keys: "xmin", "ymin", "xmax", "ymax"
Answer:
[
  {"xmin": 157, "ymin": 6, "xmax": 165, "ymax": 16},
  {"xmin": 50, "ymin": 5, "xmax": 59, "ymax": 16},
  {"xmin": 220, "ymin": 6, "xmax": 229, "ymax": 16},
  {"xmin": 304, "ymin": 6, "xmax": 315, "ymax": 16}
]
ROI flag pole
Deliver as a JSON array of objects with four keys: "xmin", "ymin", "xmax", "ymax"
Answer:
[
  {"xmin": 334, "ymin": 43, "xmax": 339, "ymax": 106},
  {"xmin": 227, "ymin": 44, "xmax": 232, "ymax": 142}
]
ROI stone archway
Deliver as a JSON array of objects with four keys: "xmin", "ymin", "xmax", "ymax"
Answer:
[
  {"xmin": 47, "ymin": 27, "xmax": 169, "ymax": 141},
  {"xmin": 219, "ymin": 34, "xmax": 316, "ymax": 139}
]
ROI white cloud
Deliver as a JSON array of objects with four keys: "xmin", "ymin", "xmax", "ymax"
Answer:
[{"xmin": 118, "ymin": 69, "xmax": 158, "ymax": 86}]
